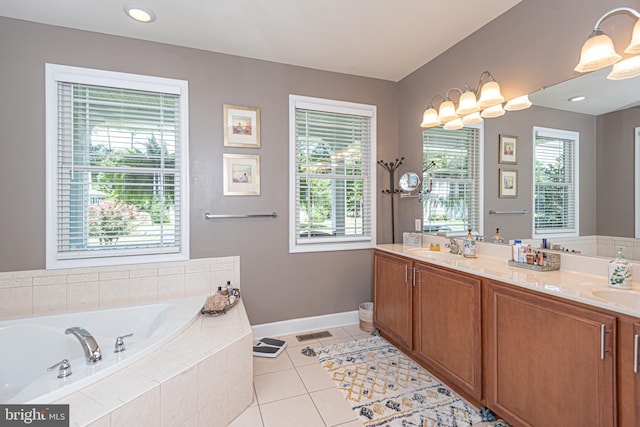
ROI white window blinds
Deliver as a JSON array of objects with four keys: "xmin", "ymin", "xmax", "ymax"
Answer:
[
  {"xmin": 422, "ymin": 125, "xmax": 483, "ymax": 235},
  {"xmin": 533, "ymin": 127, "xmax": 579, "ymax": 237},
  {"xmin": 289, "ymin": 95, "xmax": 376, "ymax": 253},
  {"xmin": 46, "ymin": 64, "xmax": 189, "ymax": 268}
]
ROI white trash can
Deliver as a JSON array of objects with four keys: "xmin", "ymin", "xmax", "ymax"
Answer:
[{"xmin": 359, "ymin": 302, "xmax": 375, "ymax": 333}]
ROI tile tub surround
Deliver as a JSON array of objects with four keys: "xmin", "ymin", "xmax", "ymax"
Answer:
[
  {"xmin": 0, "ymin": 257, "xmax": 240, "ymax": 318},
  {"xmin": 55, "ymin": 300, "xmax": 253, "ymax": 426}
]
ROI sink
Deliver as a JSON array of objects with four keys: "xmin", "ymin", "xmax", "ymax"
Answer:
[{"xmin": 591, "ymin": 289, "xmax": 640, "ymax": 309}]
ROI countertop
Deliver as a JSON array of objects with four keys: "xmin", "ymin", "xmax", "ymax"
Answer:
[{"xmin": 376, "ymin": 242, "xmax": 640, "ymax": 319}]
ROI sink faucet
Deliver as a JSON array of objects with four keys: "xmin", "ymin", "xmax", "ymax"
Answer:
[
  {"xmin": 65, "ymin": 327, "xmax": 102, "ymax": 364},
  {"xmin": 448, "ymin": 238, "xmax": 462, "ymax": 255}
]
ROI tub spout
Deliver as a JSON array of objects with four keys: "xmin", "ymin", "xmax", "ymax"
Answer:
[{"xmin": 65, "ymin": 327, "xmax": 102, "ymax": 364}]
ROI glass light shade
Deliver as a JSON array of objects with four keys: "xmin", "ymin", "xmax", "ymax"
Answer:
[
  {"xmin": 504, "ymin": 95, "xmax": 532, "ymax": 111},
  {"xmin": 625, "ymin": 19, "xmax": 640, "ymax": 54},
  {"xmin": 478, "ymin": 81, "xmax": 505, "ymax": 108},
  {"xmin": 461, "ymin": 112, "xmax": 483, "ymax": 125},
  {"xmin": 607, "ymin": 55, "xmax": 640, "ymax": 80},
  {"xmin": 420, "ymin": 107, "xmax": 440, "ymax": 128},
  {"xmin": 480, "ymin": 103, "xmax": 505, "ymax": 118},
  {"xmin": 438, "ymin": 100, "xmax": 458, "ymax": 123},
  {"xmin": 443, "ymin": 118, "xmax": 463, "ymax": 130},
  {"xmin": 456, "ymin": 91, "xmax": 480, "ymax": 115},
  {"xmin": 574, "ymin": 32, "xmax": 621, "ymax": 72},
  {"xmin": 124, "ymin": 4, "xmax": 156, "ymax": 23}
]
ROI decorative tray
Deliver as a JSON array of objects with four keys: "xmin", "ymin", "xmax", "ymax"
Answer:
[{"xmin": 201, "ymin": 288, "xmax": 241, "ymax": 316}]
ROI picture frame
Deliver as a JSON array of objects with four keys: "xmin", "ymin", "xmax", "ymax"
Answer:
[
  {"xmin": 223, "ymin": 154, "xmax": 260, "ymax": 196},
  {"xmin": 499, "ymin": 134, "xmax": 518, "ymax": 164},
  {"xmin": 223, "ymin": 104, "xmax": 261, "ymax": 148},
  {"xmin": 499, "ymin": 169, "xmax": 518, "ymax": 198}
]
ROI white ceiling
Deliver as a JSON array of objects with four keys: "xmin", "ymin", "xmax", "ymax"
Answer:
[{"xmin": 0, "ymin": 0, "xmax": 521, "ymax": 82}]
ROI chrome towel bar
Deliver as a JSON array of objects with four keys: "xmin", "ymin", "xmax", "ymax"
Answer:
[
  {"xmin": 204, "ymin": 212, "xmax": 277, "ymax": 219},
  {"xmin": 489, "ymin": 209, "xmax": 529, "ymax": 215}
]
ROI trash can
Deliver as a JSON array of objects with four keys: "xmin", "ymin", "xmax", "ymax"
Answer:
[{"xmin": 359, "ymin": 302, "xmax": 375, "ymax": 333}]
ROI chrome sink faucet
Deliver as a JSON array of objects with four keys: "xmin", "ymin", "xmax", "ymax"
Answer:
[
  {"xmin": 65, "ymin": 326, "xmax": 102, "ymax": 364},
  {"xmin": 448, "ymin": 238, "xmax": 462, "ymax": 255}
]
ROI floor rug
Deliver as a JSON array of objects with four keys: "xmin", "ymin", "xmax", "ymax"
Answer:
[{"xmin": 318, "ymin": 336, "xmax": 486, "ymax": 427}]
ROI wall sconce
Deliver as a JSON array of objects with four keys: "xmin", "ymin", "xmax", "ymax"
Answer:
[
  {"xmin": 575, "ymin": 7, "xmax": 640, "ymax": 80},
  {"xmin": 420, "ymin": 70, "xmax": 530, "ymax": 130}
]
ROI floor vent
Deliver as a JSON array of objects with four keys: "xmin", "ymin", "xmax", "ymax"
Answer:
[{"xmin": 296, "ymin": 331, "xmax": 332, "ymax": 341}]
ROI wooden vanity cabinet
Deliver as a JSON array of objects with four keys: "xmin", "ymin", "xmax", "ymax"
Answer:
[
  {"xmin": 487, "ymin": 281, "xmax": 616, "ymax": 427},
  {"xmin": 413, "ymin": 262, "xmax": 482, "ymax": 401},
  {"xmin": 617, "ymin": 317, "xmax": 640, "ymax": 427},
  {"xmin": 373, "ymin": 250, "xmax": 413, "ymax": 351}
]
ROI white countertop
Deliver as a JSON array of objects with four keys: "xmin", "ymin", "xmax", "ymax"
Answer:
[{"xmin": 376, "ymin": 242, "xmax": 640, "ymax": 319}]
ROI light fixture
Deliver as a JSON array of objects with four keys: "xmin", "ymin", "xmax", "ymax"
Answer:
[
  {"xmin": 420, "ymin": 95, "xmax": 444, "ymax": 128},
  {"xmin": 438, "ymin": 89, "xmax": 460, "ymax": 123},
  {"xmin": 443, "ymin": 118, "xmax": 463, "ymax": 130},
  {"xmin": 575, "ymin": 7, "xmax": 640, "ymax": 78},
  {"xmin": 568, "ymin": 95, "xmax": 586, "ymax": 102},
  {"xmin": 480, "ymin": 103, "xmax": 505, "ymax": 118},
  {"xmin": 461, "ymin": 112, "xmax": 483, "ymax": 125},
  {"xmin": 456, "ymin": 84, "xmax": 480, "ymax": 116},
  {"xmin": 124, "ymin": 4, "xmax": 156, "ymax": 23},
  {"xmin": 477, "ymin": 72, "xmax": 504, "ymax": 107},
  {"xmin": 504, "ymin": 95, "xmax": 532, "ymax": 111},
  {"xmin": 608, "ymin": 55, "xmax": 640, "ymax": 80}
]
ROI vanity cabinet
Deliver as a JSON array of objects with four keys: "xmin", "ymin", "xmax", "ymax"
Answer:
[
  {"xmin": 487, "ymin": 281, "xmax": 616, "ymax": 427},
  {"xmin": 373, "ymin": 250, "xmax": 413, "ymax": 351},
  {"xmin": 413, "ymin": 262, "xmax": 482, "ymax": 400},
  {"xmin": 616, "ymin": 317, "xmax": 640, "ymax": 427}
]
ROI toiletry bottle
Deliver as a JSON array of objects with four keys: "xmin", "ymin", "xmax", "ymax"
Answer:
[
  {"xmin": 463, "ymin": 229, "xmax": 477, "ymax": 258},
  {"xmin": 491, "ymin": 228, "xmax": 504, "ymax": 244},
  {"xmin": 226, "ymin": 281, "xmax": 234, "ymax": 297},
  {"xmin": 512, "ymin": 240, "xmax": 521, "ymax": 261},
  {"xmin": 609, "ymin": 247, "xmax": 633, "ymax": 289}
]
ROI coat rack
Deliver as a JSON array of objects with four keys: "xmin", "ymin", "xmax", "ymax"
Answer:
[{"xmin": 378, "ymin": 157, "xmax": 404, "ymax": 243}]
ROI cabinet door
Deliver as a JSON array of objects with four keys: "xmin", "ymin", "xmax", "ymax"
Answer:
[
  {"xmin": 487, "ymin": 281, "xmax": 615, "ymax": 427},
  {"xmin": 413, "ymin": 263, "xmax": 482, "ymax": 400},
  {"xmin": 373, "ymin": 251, "xmax": 413, "ymax": 351}
]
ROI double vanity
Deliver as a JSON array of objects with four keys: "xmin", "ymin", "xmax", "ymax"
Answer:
[{"xmin": 373, "ymin": 238, "xmax": 640, "ymax": 427}]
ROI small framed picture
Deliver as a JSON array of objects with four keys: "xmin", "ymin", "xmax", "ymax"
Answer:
[
  {"xmin": 223, "ymin": 104, "xmax": 261, "ymax": 148},
  {"xmin": 499, "ymin": 169, "xmax": 518, "ymax": 198},
  {"xmin": 499, "ymin": 134, "xmax": 518, "ymax": 164},
  {"xmin": 223, "ymin": 154, "xmax": 260, "ymax": 196}
]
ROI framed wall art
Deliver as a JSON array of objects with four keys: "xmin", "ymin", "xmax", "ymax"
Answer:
[
  {"xmin": 499, "ymin": 134, "xmax": 518, "ymax": 164},
  {"xmin": 223, "ymin": 104, "xmax": 261, "ymax": 148},
  {"xmin": 223, "ymin": 154, "xmax": 260, "ymax": 196},
  {"xmin": 499, "ymin": 169, "xmax": 518, "ymax": 198}
]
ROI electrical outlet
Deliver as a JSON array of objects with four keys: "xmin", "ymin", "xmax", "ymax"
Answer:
[{"xmin": 414, "ymin": 219, "xmax": 421, "ymax": 231}]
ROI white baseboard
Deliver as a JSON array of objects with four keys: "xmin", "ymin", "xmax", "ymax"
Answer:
[{"xmin": 251, "ymin": 310, "xmax": 359, "ymax": 339}]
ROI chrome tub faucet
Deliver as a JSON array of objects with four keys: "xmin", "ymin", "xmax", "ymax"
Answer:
[{"xmin": 65, "ymin": 326, "xmax": 102, "ymax": 364}]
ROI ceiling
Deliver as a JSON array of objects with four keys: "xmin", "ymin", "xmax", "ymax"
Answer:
[{"xmin": 0, "ymin": 0, "xmax": 521, "ymax": 82}]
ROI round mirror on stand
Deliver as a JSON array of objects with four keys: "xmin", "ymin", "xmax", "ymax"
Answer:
[{"xmin": 399, "ymin": 172, "xmax": 421, "ymax": 193}]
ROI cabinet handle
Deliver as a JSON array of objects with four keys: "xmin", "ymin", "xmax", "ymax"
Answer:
[
  {"xmin": 634, "ymin": 333, "xmax": 639, "ymax": 374},
  {"xmin": 412, "ymin": 267, "xmax": 416, "ymax": 287},
  {"xmin": 600, "ymin": 324, "xmax": 607, "ymax": 360},
  {"xmin": 405, "ymin": 264, "xmax": 409, "ymax": 283}
]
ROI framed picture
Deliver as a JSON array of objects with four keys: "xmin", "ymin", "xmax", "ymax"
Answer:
[
  {"xmin": 223, "ymin": 154, "xmax": 260, "ymax": 196},
  {"xmin": 223, "ymin": 104, "xmax": 261, "ymax": 148},
  {"xmin": 499, "ymin": 169, "xmax": 518, "ymax": 198},
  {"xmin": 499, "ymin": 134, "xmax": 518, "ymax": 164}
]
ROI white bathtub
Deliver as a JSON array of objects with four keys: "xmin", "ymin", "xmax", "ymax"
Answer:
[{"xmin": 0, "ymin": 295, "xmax": 205, "ymax": 404}]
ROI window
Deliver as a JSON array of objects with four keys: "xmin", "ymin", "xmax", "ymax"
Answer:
[
  {"xmin": 422, "ymin": 124, "xmax": 483, "ymax": 235},
  {"xmin": 533, "ymin": 126, "xmax": 579, "ymax": 238},
  {"xmin": 45, "ymin": 64, "xmax": 189, "ymax": 268},
  {"xmin": 289, "ymin": 95, "xmax": 376, "ymax": 253}
]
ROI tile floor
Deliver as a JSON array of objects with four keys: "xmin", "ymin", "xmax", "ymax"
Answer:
[{"xmin": 229, "ymin": 324, "xmax": 371, "ymax": 427}]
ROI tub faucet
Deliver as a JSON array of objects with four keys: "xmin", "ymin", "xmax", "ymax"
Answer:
[{"xmin": 65, "ymin": 326, "xmax": 102, "ymax": 364}]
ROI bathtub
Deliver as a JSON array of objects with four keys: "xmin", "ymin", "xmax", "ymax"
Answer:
[{"xmin": 0, "ymin": 295, "xmax": 205, "ymax": 404}]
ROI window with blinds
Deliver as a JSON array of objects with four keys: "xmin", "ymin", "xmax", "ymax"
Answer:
[
  {"xmin": 533, "ymin": 127, "xmax": 579, "ymax": 238},
  {"xmin": 422, "ymin": 124, "xmax": 483, "ymax": 235},
  {"xmin": 289, "ymin": 95, "xmax": 376, "ymax": 253},
  {"xmin": 45, "ymin": 64, "xmax": 189, "ymax": 268}
]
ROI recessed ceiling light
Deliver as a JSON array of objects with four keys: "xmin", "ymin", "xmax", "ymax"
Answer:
[
  {"xmin": 568, "ymin": 95, "xmax": 586, "ymax": 102},
  {"xmin": 124, "ymin": 4, "xmax": 156, "ymax": 23}
]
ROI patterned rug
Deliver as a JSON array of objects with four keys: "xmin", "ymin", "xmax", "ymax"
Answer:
[{"xmin": 317, "ymin": 336, "xmax": 486, "ymax": 427}]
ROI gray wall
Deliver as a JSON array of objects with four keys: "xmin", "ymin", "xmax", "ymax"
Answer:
[
  {"xmin": 0, "ymin": 17, "xmax": 398, "ymax": 325},
  {"xmin": 397, "ymin": 0, "xmax": 638, "ymax": 241}
]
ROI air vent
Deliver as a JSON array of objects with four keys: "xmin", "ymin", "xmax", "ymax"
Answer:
[{"xmin": 295, "ymin": 331, "xmax": 332, "ymax": 341}]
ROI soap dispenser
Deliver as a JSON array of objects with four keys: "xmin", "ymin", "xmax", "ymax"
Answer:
[
  {"xmin": 609, "ymin": 247, "xmax": 633, "ymax": 289},
  {"xmin": 491, "ymin": 228, "xmax": 504, "ymax": 244},
  {"xmin": 463, "ymin": 229, "xmax": 477, "ymax": 258}
]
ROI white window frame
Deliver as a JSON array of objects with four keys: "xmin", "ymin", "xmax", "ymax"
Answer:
[
  {"xmin": 532, "ymin": 126, "xmax": 579, "ymax": 239},
  {"xmin": 422, "ymin": 123, "xmax": 484, "ymax": 237},
  {"xmin": 45, "ymin": 64, "xmax": 190, "ymax": 269},
  {"xmin": 289, "ymin": 95, "xmax": 377, "ymax": 253}
]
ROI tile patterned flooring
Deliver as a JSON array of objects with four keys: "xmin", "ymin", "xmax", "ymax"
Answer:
[{"xmin": 230, "ymin": 324, "xmax": 371, "ymax": 427}]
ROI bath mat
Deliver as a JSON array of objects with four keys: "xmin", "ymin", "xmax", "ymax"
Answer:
[{"xmin": 317, "ymin": 336, "xmax": 486, "ymax": 427}]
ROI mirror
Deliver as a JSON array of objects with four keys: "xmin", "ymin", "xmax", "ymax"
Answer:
[{"xmin": 399, "ymin": 172, "xmax": 421, "ymax": 192}]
